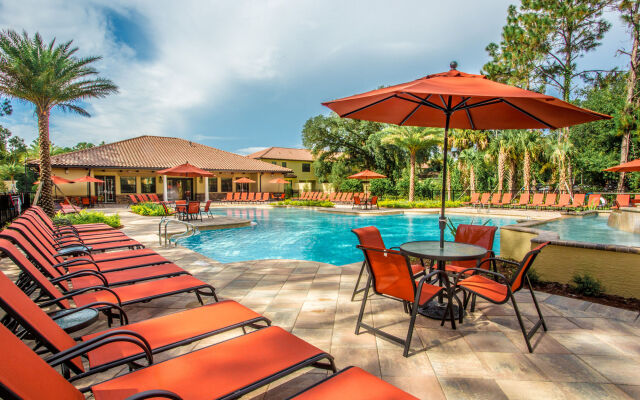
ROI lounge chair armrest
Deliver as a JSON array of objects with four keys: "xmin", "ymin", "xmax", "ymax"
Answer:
[
  {"xmin": 125, "ymin": 390, "xmax": 183, "ymax": 400},
  {"xmin": 39, "ymin": 286, "xmax": 122, "ymax": 307},
  {"xmin": 46, "ymin": 331, "xmax": 153, "ymax": 370},
  {"xmin": 49, "ymin": 301, "xmax": 129, "ymax": 325},
  {"xmin": 453, "ymin": 268, "xmax": 510, "ymax": 287},
  {"xmin": 50, "ymin": 270, "xmax": 108, "ymax": 287},
  {"xmin": 53, "ymin": 258, "xmax": 101, "ymax": 273}
]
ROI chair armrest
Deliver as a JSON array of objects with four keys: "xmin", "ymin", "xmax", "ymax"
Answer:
[
  {"xmin": 46, "ymin": 330, "xmax": 153, "ymax": 369},
  {"xmin": 453, "ymin": 268, "xmax": 510, "ymax": 287},
  {"xmin": 53, "ymin": 258, "xmax": 101, "ymax": 273},
  {"xmin": 50, "ymin": 270, "xmax": 108, "ymax": 287},
  {"xmin": 125, "ymin": 390, "xmax": 183, "ymax": 400},
  {"xmin": 39, "ymin": 286, "xmax": 122, "ymax": 307},
  {"xmin": 477, "ymin": 257, "xmax": 519, "ymax": 270},
  {"xmin": 48, "ymin": 301, "xmax": 129, "ymax": 325}
]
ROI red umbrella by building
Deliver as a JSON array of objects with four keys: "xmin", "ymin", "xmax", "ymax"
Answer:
[
  {"xmin": 234, "ymin": 177, "xmax": 255, "ymax": 192},
  {"xmin": 323, "ymin": 62, "xmax": 611, "ymax": 247},
  {"xmin": 156, "ymin": 162, "xmax": 213, "ymax": 177},
  {"xmin": 348, "ymin": 170, "xmax": 387, "ymax": 198},
  {"xmin": 72, "ymin": 176, "xmax": 104, "ymax": 202},
  {"xmin": 270, "ymin": 178, "xmax": 288, "ymax": 193},
  {"xmin": 33, "ymin": 175, "xmax": 73, "ymax": 185},
  {"xmin": 604, "ymin": 159, "xmax": 640, "ymax": 172}
]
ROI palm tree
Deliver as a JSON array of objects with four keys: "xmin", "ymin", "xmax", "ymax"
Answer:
[
  {"xmin": 0, "ymin": 30, "xmax": 117, "ymax": 216},
  {"xmin": 517, "ymin": 130, "xmax": 544, "ymax": 193},
  {"xmin": 380, "ymin": 126, "xmax": 442, "ymax": 201},
  {"xmin": 0, "ymin": 162, "xmax": 22, "ymax": 192}
]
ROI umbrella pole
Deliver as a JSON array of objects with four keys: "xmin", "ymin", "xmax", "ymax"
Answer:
[{"xmin": 439, "ymin": 112, "xmax": 451, "ymax": 249}]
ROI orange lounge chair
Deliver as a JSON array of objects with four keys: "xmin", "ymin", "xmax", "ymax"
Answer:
[
  {"xmin": 565, "ymin": 193, "xmax": 586, "ymax": 210},
  {"xmin": 454, "ymin": 242, "xmax": 549, "ymax": 352},
  {"xmin": 31, "ymin": 206, "xmax": 113, "ymax": 233},
  {"xmin": 477, "ymin": 192, "xmax": 491, "ymax": 207},
  {"xmin": 462, "ymin": 192, "xmax": 480, "ymax": 206},
  {"xmin": 355, "ymin": 245, "xmax": 452, "ymax": 356},
  {"xmin": 139, "ymin": 194, "xmax": 150, "ymax": 202},
  {"xmin": 551, "ymin": 193, "xmax": 571, "ymax": 209},
  {"xmin": 232, "ymin": 192, "xmax": 241, "ymax": 202},
  {"xmin": 0, "ymin": 268, "xmax": 270, "ymax": 381},
  {"xmin": 223, "ymin": 192, "xmax": 233, "ymax": 202},
  {"xmin": 527, "ymin": 193, "xmax": 545, "ymax": 209},
  {"xmin": 148, "ymin": 193, "xmax": 161, "ymax": 203},
  {"xmin": 345, "ymin": 192, "xmax": 354, "ymax": 203},
  {"xmin": 239, "ymin": 192, "xmax": 247, "ymax": 202},
  {"xmin": 496, "ymin": 193, "xmax": 512, "ymax": 207},
  {"xmin": 514, "ymin": 192, "xmax": 530, "ymax": 208},
  {"xmin": 328, "ymin": 193, "xmax": 336, "ymax": 201},
  {"xmin": 247, "ymin": 192, "xmax": 255, "ymax": 202},
  {"xmin": 612, "ymin": 194, "xmax": 631, "ymax": 209},
  {"xmin": 0, "ymin": 321, "xmax": 339, "ymax": 400},
  {"xmin": 22, "ymin": 211, "xmax": 125, "ymax": 240},
  {"xmin": 288, "ymin": 366, "xmax": 418, "ymax": 399},
  {"xmin": 0, "ymin": 239, "xmax": 218, "ymax": 317},
  {"xmin": 489, "ymin": 193, "xmax": 502, "ymax": 206},
  {"xmin": 541, "ymin": 193, "xmax": 557, "ymax": 209},
  {"xmin": 587, "ymin": 193, "xmax": 602, "ymax": 208},
  {"xmin": 262, "ymin": 192, "xmax": 270, "ymax": 202}
]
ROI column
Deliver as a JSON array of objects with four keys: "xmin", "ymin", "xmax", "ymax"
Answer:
[
  {"xmin": 204, "ymin": 177, "xmax": 209, "ymax": 201},
  {"xmin": 163, "ymin": 175, "xmax": 168, "ymax": 201}
]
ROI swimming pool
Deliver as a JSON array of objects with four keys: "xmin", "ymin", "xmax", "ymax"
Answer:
[
  {"xmin": 534, "ymin": 214, "xmax": 640, "ymax": 248},
  {"xmin": 179, "ymin": 208, "xmax": 518, "ymax": 265}
]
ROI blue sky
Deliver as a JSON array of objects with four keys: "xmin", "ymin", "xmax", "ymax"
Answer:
[{"xmin": 0, "ymin": 1, "xmax": 632, "ymax": 155}]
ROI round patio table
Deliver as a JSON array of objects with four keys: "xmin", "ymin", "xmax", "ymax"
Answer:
[
  {"xmin": 400, "ymin": 241, "xmax": 487, "ymax": 320},
  {"xmin": 51, "ymin": 308, "xmax": 100, "ymax": 333}
]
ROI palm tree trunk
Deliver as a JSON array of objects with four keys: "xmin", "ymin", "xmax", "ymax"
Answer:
[
  {"xmin": 508, "ymin": 160, "xmax": 516, "ymax": 194},
  {"xmin": 618, "ymin": 27, "xmax": 639, "ymax": 192},
  {"xmin": 469, "ymin": 165, "xmax": 476, "ymax": 193},
  {"xmin": 523, "ymin": 150, "xmax": 531, "ymax": 193},
  {"xmin": 409, "ymin": 151, "xmax": 416, "ymax": 202},
  {"xmin": 37, "ymin": 109, "xmax": 55, "ymax": 217},
  {"xmin": 497, "ymin": 147, "xmax": 505, "ymax": 194}
]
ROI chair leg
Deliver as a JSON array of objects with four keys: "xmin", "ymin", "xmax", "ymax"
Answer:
[
  {"xmin": 351, "ymin": 260, "xmax": 367, "ymax": 302},
  {"xmin": 527, "ymin": 276, "xmax": 548, "ymax": 332},
  {"xmin": 511, "ymin": 294, "xmax": 535, "ymax": 353},
  {"xmin": 404, "ymin": 298, "xmax": 421, "ymax": 357},
  {"xmin": 355, "ymin": 276, "xmax": 372, "ymax": 335}
]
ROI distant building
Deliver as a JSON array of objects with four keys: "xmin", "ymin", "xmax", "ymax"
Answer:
[
  {"xmin": 247, "ymin": 147, "xmax": 319, "ymax": 192},
  {"xmin": 29, "ymin": 135, "xmax": 291, "ymax": 203}
]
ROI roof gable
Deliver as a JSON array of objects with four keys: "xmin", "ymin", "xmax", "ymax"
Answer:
[{"xmin": 247, "ymin": 147, "xmax": 314, "ymax": 161}]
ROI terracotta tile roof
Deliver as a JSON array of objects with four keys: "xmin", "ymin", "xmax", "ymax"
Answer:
[
  {"xmin": 36, "ymin": 136, "xmax": 292, "ymax": 173},
  {"xmin": 247, "ymin": 147, "xmax": 314, "ymax": 162}
]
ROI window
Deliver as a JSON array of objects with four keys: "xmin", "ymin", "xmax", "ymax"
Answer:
[
  {"xmin": 282, "ymin": 161, "xmax": 287, "ymax": 167},
  {"xmin": 120, "ymin": 176, "xmax": 137, "ymax": 193},
  {"xmin": 302, "ymin": 163, "xmax": 311, "ymax": 172},
  {"xmin": 208, "ymin": 177, "xmax": 218, "ymax": 192},
  {"xmin": 221, "ymin": 178, "xmax": 232, "ymax": 192},
  {"xmin": 140, "ymin": 177, "xmax": 156, "ymax": 193},
  {"xmin": 272, "ymin": 161, "xmax": 277, "ymax": 165}
]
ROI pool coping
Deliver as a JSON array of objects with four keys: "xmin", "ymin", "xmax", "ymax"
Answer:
[{"xmin": 501, "ymin": 214, "xmax": 640, "ymax": 254}]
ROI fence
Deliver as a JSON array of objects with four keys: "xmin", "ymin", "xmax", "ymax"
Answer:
[{"xmin": 0, "ymin": 193, "xmax": 32, "ymax": 226}]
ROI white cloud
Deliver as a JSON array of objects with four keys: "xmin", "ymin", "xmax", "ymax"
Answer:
[
  {"xmin": 0, "ymin": 0, "xmax": 630, "ymax": 149},
  {"xmin": 235, "ymin": 146, "xmax": 268, "ymax": 156}
]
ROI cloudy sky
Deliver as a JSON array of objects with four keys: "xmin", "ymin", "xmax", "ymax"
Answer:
[{"xmin": 0, "ymin": 1, "xmax": 632, "ymax": 154}]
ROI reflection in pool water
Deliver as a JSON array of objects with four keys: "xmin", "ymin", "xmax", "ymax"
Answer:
[{"xmin": 179, "ymin": 208, "xmax": 518, "ymax": 265}]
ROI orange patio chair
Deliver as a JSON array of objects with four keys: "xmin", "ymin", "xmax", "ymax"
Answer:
[
  {"xmin": 223, "ymin": 192, "xmax": 233, "ymax": 202},
  {"xmin": 478, "ymin": 192, "xmax": 491, "ymax": 207},
  {"xmin": 370, "ymin": 196, "xmax": 379, "ymax": 209},
  {"xmin": 462, "ymin": 192, "xmax": 480, "ymax": 206},
  {"xmin": 128, "ymin": 194, "xmax": 138, "ymax": 205},
  {"xmin": 527, "ymin": 193, "xmax": 545, "ymax": 209},
  {"xmin": 345, "ymin": 192, "xmax": 354, "ymax": 202},
  {"xmin": 513, "ymin": 192, "xmax": 530, "ymax": 208},
  {"xmin": 22, "ymin": 211, "xmax": 124, "ymax": 240},
  {"xmin": 496, "ymin": 192, "xmax": 512, "ymax": 207},
  {"xmin": 247, "ymin": 192, "xmax": 255, "ymax": 202},
  {"xmin": 352, "ymin": 196, "xmax": 362, "ymax": 209},
  {"xmin": 0, "ymin": 319, "xmax": 339, "ymax": 400},
  {"xmin": 444, "ymin": 224, "xmax": 497, "ymax": 276},
  {"xmin": 0, "ymin": 268, "xmax": 270, "ymax": 382},
  {"xmin": 238, "ymin": 192, "xmax": 247, "ymax": 202},
  {"xmin": 551, "ymin": 193, "xmax": 571, "ymax": 209},
  {"xmin": 612, "ymin": 194, "xmax": 631, "ymax": 209},
  {"xmin": 328, "ymin": 193, "xmax": 336, "ymax": 201},
  {"xmin": 565, "ymin": 193, "xmax": 586, "ymax": 210},
  {"xmin": 541, "ymin": 193, "xmax": 557, "ymax": 209},
  {"xmin": 489, "ymin": 192, "xmax": 502, "ymax": 206},
  {"xmin": 587, "ymin": 193, "xmax": 602, "ymax": 208},
  {"xmin": 262, "ymin": 192, "xmax": 270, "ymax": 202},
  {"xmin": 232, "ymin": 192, "xmax": 241, "ymax": 202},
  {"xmin": 355, "ymin": 245, "xmax": 454, "ymax": 356},
  {"xmin": 186, "ymin": 201, "xmax": 202, "ymax": 221},
  {"xmin": 30, "ymin": 206, "xmax": 114, "ymax": 233},
  {"xmin": 454, "ymin": 242, "xmax": 550, "ymax": 352},
  {"xmin": 149, "ymin": 193, "xmax": 161, "ymax": 203}
]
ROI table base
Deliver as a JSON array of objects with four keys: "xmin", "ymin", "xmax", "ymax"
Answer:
[{"xmin": 418, "ymin": 301, "xmax": 464, "ymax": 321}]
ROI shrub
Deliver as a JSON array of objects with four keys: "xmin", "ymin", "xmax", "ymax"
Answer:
[
  {"xmin": 53, "ymin": 210, "xmax": 121, "ymax": 228},
  {"xmin": 571, "ymin": 273, "xmax": 605, "ymax": 297},
  {"xmin": 274, "ymin": 200, "xmax": 334, "ymax": 208},
  {"xmin": 369, "ymin": 178, "xmax": 397, "ymax": 197},
  {"xmin": 377, "ymin": 199, "xmax": 462, "ymax": 209},
  {"xmin": 339, "ymin": 179, "xmax": 363, "ymax": 192},
  {"xmin": 526, "ymin": 268, "xmax": 542, "ymax": 286},
  {"xmin": 131, "ymin": 202, "xmax": 170, "ymax": 216}
]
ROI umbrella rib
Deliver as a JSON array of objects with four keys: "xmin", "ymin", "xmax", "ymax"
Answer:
[
  {"xmin": 401, "ymin": 93, "xmax": 446, "ymax": 112},
  {"xmin": 341, "ymin": 94, "xmax": 398, "ymax": 117},
  {"xmin": 501, "ymin": 99, "xmax": 557, "ymax": 129},
  {"xmin": 452, "ymin": 97, "xmax": 471, "ymax": 112},
  {"xmin": 465, "ymin": 108, "xmax": 476, "ymax": 130},
  {"xmin": 399, "ymin": 94, "xmax": 431, "ymax": 126},
  {"xmin": 458, "ymin": 97, "xmax": 502, "ymax": 110},
  {"xmin": 439, "ymin": 95, "xmax": 448, "ymax": 109}
]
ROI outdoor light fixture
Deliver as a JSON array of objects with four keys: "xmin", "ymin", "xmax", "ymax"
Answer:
[{"xmin": 65, "ymin": 168, "xmax": 69, "ymax": 174}]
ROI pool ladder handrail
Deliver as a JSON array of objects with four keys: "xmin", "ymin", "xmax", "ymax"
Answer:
[{"xmin": 158, "ymin": 217, "xmax": 200, "ymax": 247}]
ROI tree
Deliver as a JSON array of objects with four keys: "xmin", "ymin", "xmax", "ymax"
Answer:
[
  {"xmin": 0, "ymin": 30, "xmax": 117, "ymax": 216},
  {"xmin": 616, "ymin": 0, "xmax": 640, "ymax": 190},
  {"xmin": 379, "ymin": 126, "xmax": 442, "ymax": 201},
  {"xmin": 0, "ymin": 162, "xmax": 22, "ymax": 192},
  {"xmin": 517, "ymin": 130, "xmax": 545, "ymax": 192}
]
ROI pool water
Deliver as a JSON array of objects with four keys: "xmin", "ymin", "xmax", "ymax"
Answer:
[
  {"xmin": 535, "ymin": 215, "xmax": 640, "ymax": 248},
  {"xmin": 179, "ymin": 208, "xmax": 518, "ymax": 265}
]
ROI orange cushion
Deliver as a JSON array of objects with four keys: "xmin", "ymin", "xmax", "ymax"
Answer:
[
  {"xmin": 69, "ymin": 264, "xmax": 186, "ymax": 288},
  {"xmin": 291, "ymin": 367, "xmax": 418, "ymax": 399},
  {"xmin": 458, "ymin": 274, "xmax": 508, "ymax": 303},
  {"xmin": 66, "ymin": 254, "xmax": 170, "ymax": 273}
]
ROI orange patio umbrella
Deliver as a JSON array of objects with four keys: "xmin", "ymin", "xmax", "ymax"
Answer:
[
  {"xmin": 156, "ymin": 162, "xmax": 214, "ymax": 177},
  {"xmin": 348, "ymin": 170, "xmax": 387, "ymax": 198},
  {"xmin": 604, "ymin": 159, "xmax": 640, "ymax": 172},
  {"xmin": 33, "ymin": 175, "xmax": 73, "ymax": 185},
  {"xmin": 234, "ymin": 177, "xmax": 255, "ymax": 193},
  {"xmin": 269, "ymin": 177, "xmax": 288, "ymax": 193},
  {"xmin": 72, "ymin": 176, "xmax": 104, "ymax": 201},
  {"xmin": 323, "ymin": 62, "xmax": 611, "ymax": 247}
]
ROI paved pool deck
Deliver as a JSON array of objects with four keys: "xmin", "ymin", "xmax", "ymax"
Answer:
[{"xmin": 3, "ymin": 207, "xmax": 639, "ymax": 399}]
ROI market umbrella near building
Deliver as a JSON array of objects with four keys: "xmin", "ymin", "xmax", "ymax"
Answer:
[
  {"xmin": 156, "ymin": 162, "xmax": 214, "ymax": 201},
  {"xmin": 234, "ymin": 177, "xmax": 256, "ymax": 193},
  {"xmin": 34, "ymin": 175, "xmax": 74, "ymax": 203},
  {"xmin": 72, "ymin": 176, "xmax": 104, "ymax": 204},
  {"xmin": 269, "ymin": 177, "xmax": 288, "ymax": 193},
  {"xmin": 604, "ymin": 159, "xmax": 640, "ymax": 172},
  {"xmin": 347, "ymin": 169, "xmax": 387, "ymax": 199},
  {"xmin": 323, "ymin": 62, "xmax": 611, "ymax": 248}
]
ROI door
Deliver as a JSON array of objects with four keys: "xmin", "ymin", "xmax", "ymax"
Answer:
[
  {"xmin": 167, "ymin": 178, "xmax": 194, "ymax": 201},
  {"xmin": 95, "ymin": 176, "xmax": 116, "ymax": 203}
]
